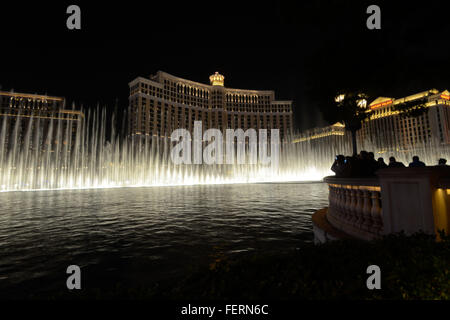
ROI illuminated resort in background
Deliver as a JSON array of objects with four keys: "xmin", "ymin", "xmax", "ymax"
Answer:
[
  {"xmin": 0, "ymin": 77, "xmax": 449, "ymax": 191},
  {"xmin": 0, "ymin": 91, "xmax": 84, "ymax": 152},
  {"xmin": 361, "ymin": 89, "xmax": 450, "ymax": 150},
  {"xmin": 294, "ymin": 89, "xmax": 450, "ymax": 165}
]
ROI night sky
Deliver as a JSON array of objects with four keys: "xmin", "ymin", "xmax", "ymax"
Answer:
[{"xmin": 1, "ymin": 0, "xmax": 450, "ymax": 131}]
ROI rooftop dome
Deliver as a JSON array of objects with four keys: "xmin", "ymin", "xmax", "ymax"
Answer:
[{"xmin": 209, "ymin": 72, "xmax": 224, "ymax": 86}]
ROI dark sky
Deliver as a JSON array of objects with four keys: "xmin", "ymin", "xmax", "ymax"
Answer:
[{"xmin": 1, "ymin": 0, "xmax": 450, "ymax": 131}]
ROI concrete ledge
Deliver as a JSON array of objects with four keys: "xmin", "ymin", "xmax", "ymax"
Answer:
[
  {"xmin": 323, "ymin": 176, "xmax": 379, "ymax": 186},
  {"xmin": 312, "ymin": 207, "xmax": 353, "ymax": 244},
  {"xmin": 377, "ymin": 166, "xmax": 450, "ymax": 236}
]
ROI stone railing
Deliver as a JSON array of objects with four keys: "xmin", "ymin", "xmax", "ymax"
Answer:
[
  {"xmin": 320, "ymin": 167, "xmax": 450, "ymax": 242},
  {"xmin": 323, "ymin": 176, "xmax": 382, "ymax": 241}
]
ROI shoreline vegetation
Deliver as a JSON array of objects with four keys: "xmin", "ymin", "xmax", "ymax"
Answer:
[{"xmin": 35, "ymin": 232, "xmax": 449, "ymax": 300}]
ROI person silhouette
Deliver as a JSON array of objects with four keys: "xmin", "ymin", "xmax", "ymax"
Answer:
[
  {"xmin": 377, "ymin": 157, "xmax": 387, "ymax": 169},
  {"xmin": 438, "ymin": 158, "xmax": 448, "ymax": 166},
  {"xmin": 408, "ymin": 156, "xmax": 426, "ymax": 167},
  {"xmin": 388, "ymin": 156, "xmax": 405, "ymax": 168}
]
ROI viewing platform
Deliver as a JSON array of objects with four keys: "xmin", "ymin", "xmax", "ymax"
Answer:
[{"xmin": 314, "ymin": 167, "xmax": 450, "ymax": 243}]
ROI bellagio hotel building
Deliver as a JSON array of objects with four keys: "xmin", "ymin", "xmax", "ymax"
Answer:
[{"xmin": 128, "ymin": 71, "xmax": 293, "ymax": 141}]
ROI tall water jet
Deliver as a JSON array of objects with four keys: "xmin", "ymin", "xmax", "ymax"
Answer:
[{"xmin": 0, "ymin": 106, "xmax": 449, "ymax": 192}]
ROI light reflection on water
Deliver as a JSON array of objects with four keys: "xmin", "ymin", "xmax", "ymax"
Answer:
[{"xmin": 0, "ymin": 182, "xmax": 328, "ymax": 293}]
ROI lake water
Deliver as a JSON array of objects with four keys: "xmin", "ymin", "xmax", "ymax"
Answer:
[{"xmin": 0, "ymin": 182, "xmax": 328, "ymax": 297}]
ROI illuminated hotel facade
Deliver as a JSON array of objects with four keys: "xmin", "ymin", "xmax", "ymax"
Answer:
[
  {"xmin": 292, "ymin": 122, "xmax": 346, "ymax": 143},
  {"xmin": 358, "ymin": 89, "xmax": 450, "ymax": 151},
  {"xmin": 0, "ymin": 91, "xmax": 84, "ymax": 151},
  {"xmin": 293, "ymin": 89, "xmax": 450, "ymax": 155},
  {"xmin": 128, "ymin": 71, "xmax": 294, "ymax": 141}
]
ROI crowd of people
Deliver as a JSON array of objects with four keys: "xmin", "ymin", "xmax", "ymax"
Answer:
[{"xmin": 331, "ymin": 151, "xmax": 448, "ymax": 177}]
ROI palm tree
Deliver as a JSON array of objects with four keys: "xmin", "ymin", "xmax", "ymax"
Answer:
[{"xmin": 334, "ymin": 91, "xmax": 371, "ymax": 156}]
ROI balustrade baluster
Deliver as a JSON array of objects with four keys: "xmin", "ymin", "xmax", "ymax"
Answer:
[
  {"xmin": 343, "ymin": 188, "xmax": 352, "ymax": 223},
  {"xmin": 324, "ymin": 178, "xmax": 384, "ymax": 241},
  {"xmin": 354, "ymin": 189, "xmax": 364, "ymax": 228},
  {"xmin": 348, "ymin": 188, "xmax": 357, "ymax": 226},
  {"xmin": 370, "ymin": 190, "xmax": 383, "ymax": 235},
  {"xmin": 336, "ymin": 187, "xmax": 344, "ymax": 218},
  {"xmin": 328, "ymin": 186, "xmax": 335, "ymax": 217},
  {"xmin": 361, "ymin": 189, "xmax": 373, "ymax": 232}
]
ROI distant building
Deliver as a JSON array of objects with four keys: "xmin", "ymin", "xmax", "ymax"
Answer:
[
  {"xmin": 294, "ymin": 89, "xmax": 450, "ymax": 151},
  {"xmin": 292, "ymin": 122, "xmax": 346, "ymax": 143},
  {"xmin": 128, "ymin": 71, "xmax": 294, "ymax": 141},
  {"xmin": 292, "ymin": 89, "xmax": 450, "ymax": 162},
  {"xmin": 358, "ymin": 89, "xmax": 450, "ymax": 152},
  {"xmin": 291, "ymin": 122, "xmax": 352, "ymax": 161},
  {"xmin": 0, "ymin": 91, "xmax": 84, "ymax": 152}
]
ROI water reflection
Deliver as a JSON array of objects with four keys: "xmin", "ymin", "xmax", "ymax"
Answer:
[{"xmin": 0, "ymin": 182, "xmax": 328, "ymax": 293}]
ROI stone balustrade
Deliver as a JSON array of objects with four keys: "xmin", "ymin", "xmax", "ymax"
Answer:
[
  {"xmin": 317, "ymin": 167, "xmax": 450, "ymax": 243},
  {"xmin": 323, "ymin": 176, "xmax": 382, "ymax": 241}
]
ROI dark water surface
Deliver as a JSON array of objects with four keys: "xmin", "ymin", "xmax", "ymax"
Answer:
[{"xmin": 0, "ymin": 182, "xmax": 328, "ymax": 296}]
